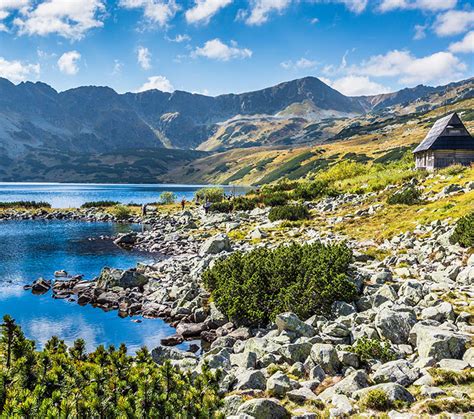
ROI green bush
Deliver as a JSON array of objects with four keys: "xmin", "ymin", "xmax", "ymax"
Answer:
[
  {"xmin": 349, "ymin": 337, "xmax": 396, "ymax": 363},
  {"xmin": 262, "ymin": 192, "xmax": 289, "ymax": 207},
  {"xmin": 159, "ymin": 191, "xmax": 177, "ymax": 204},
  {"xmin": 209, "ymin": 201, "xmax": 233, "ymax": 213},
  {"xmin": 438, "ymin": 164, "xmax": 467, "ymax": 176},
  {"xmin": 0, "ymin": 315, "xmax": 221, "ymax": 417},
  {"xmin": 387, "ymin": 186, "xmax": 421, "ymax": 205},
  {"xmin": 360, "ymin": 389, "xmax": 391, "ymax": 411},
  {"xmin": 112, "ymin": 205, "xmax": 132, "ymax": 220},
  {"xmin": 291, "ymin": 180, "xmax": 338, "ymax": 200},
  {"xmin": 202, "ymin": 242, "xmax": 356, "ymax": 326},
  {"xmin": 449, "ymin": 211, "xmax": 474, "ymax": 248},
  {"xmin": 233, "ymin": 197, "xmax": 258, "ymax": 211},
  {"xmin": 0, "ymin": 201, "xmax": 52, "ymax": 209},
  {"xmin": 268, "ymin": 204, "xmax": 309, "ymax": 222},
  {"xmin": 81, "ymin": 200, "xmax": 119, "ymax": 208},
  {"xmin": 195, "ymin": 187, "xmax": 225, "ymax": 203}
]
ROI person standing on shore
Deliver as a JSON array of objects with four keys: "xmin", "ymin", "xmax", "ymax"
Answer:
[
  {"xmin": 181, "ymin": 198, "xmax": 186, "ymax": 211},
  {"xmin": 203, "ymin": 200, "xmax": 211, "ymax": 215}
]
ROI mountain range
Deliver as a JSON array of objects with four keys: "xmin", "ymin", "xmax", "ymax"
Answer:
[{"xmin": 0, "ymin": 75, "xmax": 472, "ymax": 182}]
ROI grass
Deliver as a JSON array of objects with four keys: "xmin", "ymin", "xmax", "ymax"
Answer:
[{"xmin": 429, "ymin": 368, "xmax": 474, "ymax": 386}]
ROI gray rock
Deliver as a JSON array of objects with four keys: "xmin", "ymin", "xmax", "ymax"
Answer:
[
  {"xmin": 199, "ymin": 233, "xmax": 231, "ymax": 255},
  {"xmin": 419, "ymin": 386, "xmax": 446, "ymax": 398},
  {"xmin": 372, "ymin": 284, "xmax": 398, "ymax": 307},
  {"xmin": 279, "ymin": 342, "xmax": 313, "ymax": 364},
  {"xmin": 372, "ymin": 360, "xmax": 420, "ymax": 386},
  {"xmin": 322, "ymin": 322, "xmax": 350, "ymax": 338},
  {"xmin": 308, "ymin": 364, "xmax": 326, "ymax": 382},
  {"xmin": 96, "ymin": 267, "xmax": 148, "ymax": 289},
  {"xmin": 411, "ymin": 325, "xmax": 469, "ymax": 361},
  {"xmin": 354, "ymin": 383, "xmax": 415, "ymax": 404},
  {"xmin": 330, "ymin": 394, "xmax": 353, "ymax": 417},
  {"xmin": 438, "ymin": 358, "xmax": 469, "ymax": 370},
  {"xmin": 310, "ymin": 343, "xmax": 340, "ymax": 375},
  {"xmin": 398, "ymin": 280, "xmax": 424, "ymax": 305},
  {"xmin": 420, "ymin": 302, "xmax": 455, "ymax": 322},
  {"xmin": 375, "ymin": 307, "xmax": 417, "ymax": 344},
  {"xmin": 331, "ymin": 301, "xmax": 356, "ymax": 317},
  {"xmin": 287, "ymin": 387, "xmax": 319, "ymax": 403},
  {"xmin": 237, "ymin": 398, "xmax": 290, "ymax": 419},
  {"xmin": 234, "ymin": 370, "xmax": 267, "ymax": 391},
  {"xmin": 318, "ymin": 370, "xmax": 370, "ymax": 401},
  {"xmin": 266, "ymin": 371, "xmax": 292, "ymax": 397},
  {"xmin": 275, "ymin": 312, "xmax": 316, "ymax": 337},
  {"xmin": 463, "ymin": 347, "xmax": 474, "ymax": 367},
  {"xmin": 230, "ymin": 351, "xmax": 257, "ymax": 369},
  {"xmin": 337, "ymin": 350, "xmax": 359, "ymax": 368}
]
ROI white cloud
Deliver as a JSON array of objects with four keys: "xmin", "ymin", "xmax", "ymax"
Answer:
[
  {"xmin": 351, "ymin": 49, "xmax": 466, "ymax": 85},
  {"xmin": 57, "ymin": 51, "xmax": 81, "ymax": 75},
  {"xmin": 449, "ymin": 31, "xmax": 474, "ymax": 53},
  {"xmin": 434, "ymin": 10, "xmax": 474, "ymax": 36},
  {"xmin": 166, "ymin": 33, "xmax": 190, "ymax": 42},
  {"xmin": 185, "ymin": 0, "xmax": 232, "ymax": 24},
  {"xmin": 245, "ymin": 0, "xmax": 292, "ymax": 25},
  {"xmin": 112, "ymin": 59, "xmax": 123, "ymax": 75},
  {"xmin": 413, "ymin": 24, "xmax": 427, "ymax": 40},
  {"xmin": 0, "ymin": 56, "xmax": 40, "ymax": 82},
  {"xmin": 119, "ymin": 0, "xmax": 179, "ymax": 26},
  {"xmin": 136, "ymin": 75, "xmax": 174, "ymax": 92},
  {"xmin": 137, "ymin": 46, "xmax": 151, "ymax": 70},
  {"xmin": 14, "ymin": 0, "xmax": 105, "ymax": 40},
  {"xmin": 323, "ymin": 75, "xmax": 390, "ymax": 96},
  {"xmin": 281, "ymin": 57, "xmax": 317, "ymax": 70},
  {"xmin": 379, "ymin": 0, "xmax": 457, "ymax": 12},
  {"xmin": 192, "ymin": 38, "xmax": 252, "ymax": 61},
  {"xmin": 339, "ymin": 0, "xmax": 368, "ymax": 13}
]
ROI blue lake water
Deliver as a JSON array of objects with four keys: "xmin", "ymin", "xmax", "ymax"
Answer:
[
  {"xmin": 0, "ymin": 220, "xmax": 190, "ymax": 353},
  {"xmin": 0, "ymin": 183, "xmax": 249, "ymax": 208}
]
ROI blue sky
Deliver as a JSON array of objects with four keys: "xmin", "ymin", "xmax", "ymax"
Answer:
[{"xmin": 0, "ymin": 0, "xmax": 473, "ymax": 96}]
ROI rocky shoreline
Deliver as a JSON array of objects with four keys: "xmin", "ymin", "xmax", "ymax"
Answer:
[{"xmin": 18, "ymin": 195, "xmax": 474, "ymax": 417}]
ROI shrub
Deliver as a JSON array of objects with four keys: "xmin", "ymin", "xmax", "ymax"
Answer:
[
  {"xmin": 111, "ymin": 205, "xmax": 131, "ymax": 220},
  {"xmin": 262, "ymin": 180, "xmax": 298, "ymax": 193},
  {"xmin": 0, "ymin": 201, "xmax": 51, "ymax": 209},
  {"xmin": 360, "ymin": 389, "xmax": 391, "ymax": 411},
  {"xmin": 449, "ymin": 211, "xmax": 474, "ymax": 248},
  {"xmin": 317, "ymin": 161, "xmax": 366, "ymax": 183},
  {"xmin": 202, "ymin": 241, "xmax": 356, "ymax": 326},
  {"xmin": 349, "ymin": 337, "xmax": 396, "ymax": 363},
  {"xmin": 233, "ymin": 197, "xmax": 258, "ymax": 211},
  {"xmin": 262, "ymin": 192, "xmax": 289, "ymax": 207},
  {"xmin": 159, "ymin": 191, "xmax": 177, "ymax": 205},
  {"xmin": 81, "ymin": 200, "xmax": 119, "ymax": 208},
  {"xmin": 268, "ymin": 204, "xmax": 309, "ymax": 222},
  {"xmin": 291, "ymin": 180, "xmax": 337, "ymax": 201},
  {"xmin": 387, "ymin": 186, "xmax": 421, "ymax": 205},
  {"xmin": 439, "ymin": 164, "xmax": 467, "ymax": 176},
  {"xmin": 209, "ymin": 201, "xmax": 233, "ymax": 213},
  {"xmin": 195, "ymin": 187, "xmax": 225, "ymax": 203}
]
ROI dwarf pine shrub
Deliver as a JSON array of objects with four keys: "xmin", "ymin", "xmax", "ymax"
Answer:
[
  {"xmin": 349, "ymin": 337, "xmax": 396, "ymax": 363},
  {"xmin": 268, "ymin": 204, "xmax": 309, "ymax": 221},
  {"xmin": 262, "ymin": 192, "xmax": 289, "ymax": 207},
  {"xmin": 209, "ymin": 201, "xmax": 233, "ymax": 213},
  {"xmin": 449, "ymin": 211, "xmax": 474, "ymax": 248},
  {"xmin": 111, "ymin": 205, "xmax": 131, "ymax": 220},
  {"xmin": 0, "ymin": 201, "xmax": 52, "ymax": 209},
  {"xmin": 387, "ymin": 186, "xmax": 421, "ymax": 205},
  {"xmin": 81, "ymin": 200, "xmax": 120, "ymax": 208},
  {"xmin": 195, "ymin": 187, "xmax": 224, "ymax": 203},
  {"xmin": 202, "ymin": 241, "xmax": 355, "ymax": 326},
  {"xmin": 360, "ymin": 389, "xmax": 391, "ymax": 411}
]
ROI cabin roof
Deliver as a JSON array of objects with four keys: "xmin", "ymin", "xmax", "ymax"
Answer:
[{"xmin": 414, "ymin": 112, "xmax": 474, "ymax": 153}]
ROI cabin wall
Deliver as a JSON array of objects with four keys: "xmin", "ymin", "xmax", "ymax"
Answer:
[{"xmin": 415, "ymin": 149, "xmax": 474, "ymax": 170}]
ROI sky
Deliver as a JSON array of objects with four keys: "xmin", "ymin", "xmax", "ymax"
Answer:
[{"xmin": 0, "ymin": 0, "xmax": 473, "ymax": 97}]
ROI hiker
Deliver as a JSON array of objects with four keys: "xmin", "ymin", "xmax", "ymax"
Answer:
[
  {"xmin": 203, "ymin": 200, "xmax": 211, "ymax": 215},
  {"xmin": 141, "ymin": 203, "xmax": 147, "ymax": 216},
  {"xmin": 181, "ymin": 198, "xmax": 186, "ymax": 211}
]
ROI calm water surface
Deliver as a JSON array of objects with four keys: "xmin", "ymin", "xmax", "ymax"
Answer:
[
  {"xmin": 0, "ymin": 220, "xmax": 190, "ymax": 353},
  {"xmin": 0, "ymin": 183, "xmax": 249, "ymax": 208}
]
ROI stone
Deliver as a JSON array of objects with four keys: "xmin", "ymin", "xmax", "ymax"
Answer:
[
  {"xmin": 372, "ymin": 360, "xmax": 420, "ymax": 386},
  {"xmin": 199, "ymin": 233, "xmax": 231, "ymax": 255},
  {"xmin": 287, "ymin": 387, "xmax": 319, "ymax": 403},
  {"xmin": 398, "ymin": 281, "xmax": 424, "ymax": 305},
  {"xmin": 208, "ymin": 302, "xmax": 228, "ymax": 328},
  {"xmin": 375, "ymin": 307, "xmax": 417, "ymax": 344},
  {"xmin": 151, "ymin": 346, "xmax": 195, "ymax": 364},
  {"xmin": 237, "ymin": 398, "xmax": 290, "ymax": 419},
  {"xmin": 310, "ymin": 344, "xmax": 340, "ymax": 375},
  {"xmin": 96, "ymin": 267, "xmax": 148, "ymax": 289},
  {"xmin": 175, "ymin": 322, "xmax": 207, "ymax": 338},
  {"xmin": 234, "ymin": 370, "xmax": 267, "ymax": 391},
  {"xmin": 411, "ymin": 325, "xmax": 469, "ymax": 361},
  {"xmin": 249, "ymin": 228, "xmax": 268, "ymax": 239},
  {"xmin": 372, "ymin": 284, "xmax": 398, "ymax": 307},
  {"xmin": 354, "ymin": 383, "xmax": 415, "ymax": 404},
  {"xmin": 31, "ymin": 278, "xmax": 51, "ymax": 294},
  {"xmin": 463, "ymin": 347, "xmax": 474, "ymax": 367},
  {"xmin": 266, "ymin": 371, "xmax": 292, "ymax": 397},
  {"xmin": 279, "ymin": 343, "xmax": 312, "ymax": 364},
  {"xmin": 113, "ymin": 232, "xmax": 137, "ymax": 246},
  {"xmin": 275, "ymin": 312, "xmax": 316, "ymax": 337},
  {"xmin": 318, "ymin": 370, "xmax": 370, "ymax": 401},
  {"xmin": 337, "ymin": 351, "xmax": 359, "ymax": 368},
  {"xmin": 331, "ymin": 301, "xmax": 356, "ymax": 317},
  {"xmin": 230, "ymin": 351, "xmax": 257, "ymax": 369},
  {"xmin": 322, "ymin": 322, "xmax": 350, "ymax": 338},
  {"xmin": 421, "ymin": 302, "xmax": 455, "ymax": 322},
  {"xmin": 330, "ymin": 394, "xmax": 353, "ymax": 417},
  {"xmin": 438, "ymin": 358, "xmax": 469, "ymax": 371},
  {"xmin": 419, "ymin": 386, "xmax": 446, "ymax": 398},
  {"xmin": 308, "ymin": 365, "xmax": 326, "ymax": 382}
]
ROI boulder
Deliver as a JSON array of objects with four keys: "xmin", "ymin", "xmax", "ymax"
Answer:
[
  {"xmin": 96, "ymin": 267, "xmax": 148, "ymax": 289},
  {"xmin": 275, "ymin": 312, "xmax": 316, "ymax": 337},
  {"xmin": 266, "ymin": 371, "xmax": 292, "ymax": 397},
  {"xmin": 31, "ymin": 278, "xmax": 51, "ymax": 294},
  {"xmin": 354, "ymin": 383, "xmax": 415, "ymax": 404},
  {"xmin": 199, "ymin": 234, "xmax": 231, "ymax": 255},
  {"xmin": 420, "ymin": 302, "xmax": 455, "ymax": 322},
  {"xmin": 234, "ymin": 370, "xmax": 267, "ymax": 391},
  {"xmin": 176, "ymin": 322, "xmax": 207, "ymax": 338},
  {"xmin": 420, "ymin": 386, "xmax": 446, "ymax": 398},
  {"xmin": 279, "ymin": 343, "xmax": 313, "ymax": 364},
  {"xmin": 330, "ymin": 394, "xmax": 353, "ymax": 417},
  {"xmin": 113, "ymin": 232, "xmax": 137, "ymax": 247},
  {"xmin": 372, "ymin": 359, "xmax": 420, "ymax": 386},
  {"xmin": 237, "ymin": 398, "xmax": 290, "ymax": 419},
  {"xmin": 438, "ymin": 358, "xmax": 469, "ymax": 371},
  {"xmin": 375, "ymin": 307, "xmax": 416, "ymax": 344},
  {"xmin": 230, "ymin": 351, "xmax": 257, "ymax": 369},
  {"xmin": 411, "ymin": 325, "xmax": 469, "ymax": 361},
  {"xmin": 318, "ymin": 370, "xmax": 370, "ymax": 401},
  {"xmin": 287, "ymin": 387, "xmax": 319, "ymax": 403},
  {"xmin": 310, "ymin": 343, "xmax": 340, "ymax": 375}
]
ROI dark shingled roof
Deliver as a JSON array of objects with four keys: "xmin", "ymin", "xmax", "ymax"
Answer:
[{"xmin": 414, "ymin": 112, "xmax": 474, "ymax": 153}]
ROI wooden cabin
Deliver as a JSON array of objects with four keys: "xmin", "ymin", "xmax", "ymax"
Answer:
[{"xmin": 414, "ymin": 112, "xmax": 474, "ymax": 170}]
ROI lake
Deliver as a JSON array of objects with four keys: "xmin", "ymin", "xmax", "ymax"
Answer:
[
  {"xmin": 0, "ymin": 219, "xmax": 192, "ymax": 353},
  {"xmin": 0, "ymin": 183, "xmax": 249, "ymax": 208}
]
